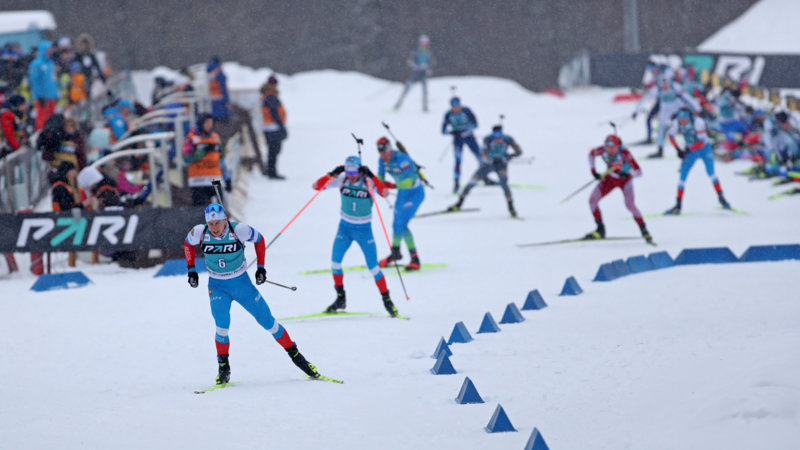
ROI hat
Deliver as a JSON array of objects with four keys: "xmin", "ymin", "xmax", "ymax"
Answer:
[
  {"xmin": 6, "ymin": 94, "xmax": 25, "ymax": 109},
  {"xmin": 676, "ymin": 108, "xmax": 692, "ymax": 120},
  {"xmin": 604, "ymin": 134, "xmax": 621, "ymax": 147},
  {"xmin": 376, "ymin": 137, "xmax": 390, "ymax": 152},
  {"xmin": 267, "ymin": 74, "xmax": 278, "ymax": 85},
  {"xmin": 204, "ymin": 203, "xmax": 227, "ymax": 222},
  {"xmin": 344, "ymin": 155, "xmax": 360, "ymax": 176},
  {"xmin": 419, "ymin": 34, "xmax": 430, "ymax": 46},
  {"xmin": 450, "ymin": 97, "xmax": 461, "ymax": 107},
  {"xmin": 58, "ymin": 37, "xmax": 71, "ymax": 48}
]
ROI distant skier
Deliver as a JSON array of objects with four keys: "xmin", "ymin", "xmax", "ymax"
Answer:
[
  {"xmin": 633, "ymin": 74, "xmax": 700, "ymax": 158},
  {"xmin": 447, "ymin": 124, "xmax": 522, "ymax": 218},
  {"xmin": 312, "ymin": 156, "xmax": 400, "ymax": 317},
  {"xmin": 260, "ymin": 74, "xmax": 288, "ymax": 179},
  {"xmin": 374, "ymin": 136, "xmax": 425, "ymax": 271},
  {"xmin": 664, "ymin": 108, "xmax": 732, "ymax": 214},
  {"xmin": 585, "ymin": 134, "xmax": 653, "ymax": 244},
  {"xmin": 442, "ymin": 97, "xmax": 492, "ymax": 193},
  {"xmin": 394, "ymin": 34, "xmax": 433, "ymax": 112},
  {"xmin": 184, "ymin": 203, "xmax": 321, "ymax": 384}
]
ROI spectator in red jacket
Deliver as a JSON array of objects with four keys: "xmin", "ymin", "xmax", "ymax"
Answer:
[{"xmin": 1, "ymin": 94, "xmax": 28, "ymax": 158}]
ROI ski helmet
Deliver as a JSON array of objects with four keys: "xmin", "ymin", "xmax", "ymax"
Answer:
[
  {"xmin": 344, "ymin": 155, "xmax": 361, "ymax": 176},
  {"xmin": 491, "ymin": 125, "xmax": 503, "ymax": 140},
  {"xmin": 676, "ymin": 108, "xmax": 692, "ymax": 121},
  {"xmin": 204, "ymin": 203, "xmax": 226, "ymax": 222},
  {"xmin": 604, "ymin": 134, "xmax": 621, "ymax": 147},
  {"xmin": 376, "ymin": 137, "xmax": 390, "ymax": 152}
]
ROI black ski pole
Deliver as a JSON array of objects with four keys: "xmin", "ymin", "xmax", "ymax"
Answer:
[{"xmin": 264, "ymin": 279, "xmax": 297, "ymax": 291}]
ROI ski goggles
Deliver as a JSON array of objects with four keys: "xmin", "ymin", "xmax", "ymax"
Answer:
[{"xmin": 204, "ymin": 203, "xmax": 226, "ymax": 222}]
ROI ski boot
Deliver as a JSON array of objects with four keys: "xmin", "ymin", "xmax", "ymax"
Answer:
[
  {"xmin": 447, "ymin": 195, "xmax": 464, "ymax": 212},
  {"xmin": 639, "ymin": 223, "xmax": 653, "ymax": 244},
  {"xmin": 718, "ymin": 193, "xmax": 731, "ymax": 209},
  {"xmin": 647, "ymin": 146, "xmax": 663, "ymax": 159},
  {"xmin": 405, "ymin": 251, "xmax": 420, "ymax": 271},
  {"xmin": 382, "ymin": 292, "xmax": 399, "ymax": 318},
  {"xmin": 508, "ymin": 200, "xmax": 517, "ymax": 218},
  {"xmin": 379, "ymin": 246, "xmax": 402, "ymax": 268},
  {"xmin": 665, "ymin": 199, "xmax": 682, "ymax": 215},
  {"xmin": 216, "ymin": 354, "xmax": 231, "ymax": 385},
  {"xmin": 286, "ymin": 344, "xmax": 319, "ymax": 378},
  {"xmin": 325, "ymin": 285, "xmax": 346, "ymax": 313},
  {"xmin": 584, "ymin": 220, "xmax": 606, "ymax": 239}
]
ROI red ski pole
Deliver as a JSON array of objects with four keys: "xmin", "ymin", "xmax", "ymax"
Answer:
[{"xmin": 365, "ymin": 177, "xmax": 410, "ymax": 301}]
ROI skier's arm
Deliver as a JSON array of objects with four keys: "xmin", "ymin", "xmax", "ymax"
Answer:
[
  {"xmin": 623, "ymin": 150, "xmax": 642, "ymax": 178},
  {"xmin": 441, "ymin": 113, "xmax": 450, "ymax": 134},
  {"xmin": 508, "ymin": 137, "xmax": 522, "ymax": 157}
]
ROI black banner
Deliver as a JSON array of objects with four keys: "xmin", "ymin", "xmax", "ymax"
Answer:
[
  {"xmin": 0, "ymin": 207, "xmax": 205, "ymax": 252},
  {"xmin": 588, "ymin": 51, "xmax": 800, "ymax": 88}
]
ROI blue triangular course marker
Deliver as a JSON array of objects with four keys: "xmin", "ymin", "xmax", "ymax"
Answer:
[
  {"xmin": 31, "ymin": 271, "xmax": 92, "ymax": 292},
  {"xmin": 499, "ymin": 303, "xmax": 525, "ymax": 324},
  {"xmin": 448, "ymin": 321, "xmax": 474, "ymax": 344},
  {"xmin": 611, "ymin": 259, "xmax": 630, "ymax": 277},
  {"xmin": 477, "ymin": 312, "xmax": 501, "ymax": 333},
  {"xmin": 626, "ymin": 254, "xmax": 655, "ymax": 273},
  {"xmin": 485, "ymin": 404, "xmax": 517, "ymax": 433},
  {"xmin": 524, "ymin": 427, "xmax": 550, "ymax": 450},
  {"xmin": 431, "ymin": 337, "xmax": 453, "ymax": 359},
  {"xmin": 430, "ymin": 352, "xmax": 457, "ymax": 375},
  {"xmin": 559, "ymin": 276, "xmax": 582, "ymax": 296},
  {"xmin": 522, "ymin": 289, "xmax": 547, "ymax": 310},
  {"xmin": 674, "ymin": 247, "xmax": 739, "ymax": 265},
  {"xmin": 593, "ymin": 262, "xmax": 617, "ymax": 282},
  {"xmin": 648, "ymin": 251, "xmax": 674, "ymax": 269},
  {"xmin": 455, "ymin": 376, "xmax": 484, "ymax": 404}
]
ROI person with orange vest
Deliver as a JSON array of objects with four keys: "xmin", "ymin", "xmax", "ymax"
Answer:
[
  {"xmin": 206, "ymin": 56, "xmax": 231, "ymax": 122},
  {"xmin": 261, "ymin": 75, "xmax": 288, "ymax": 180},
  {"xmin": 183, "ymin": 113, "xmax": 224, "ymax": 206},
  {"xmin": 51, "ymin": 161, "xmax": 89, "ymax": 211}
]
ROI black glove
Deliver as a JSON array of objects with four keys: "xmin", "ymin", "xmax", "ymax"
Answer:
[
  {"xmin": 359, "ymin": 166, "xmax": 375, "ymax": 178},
  {"xmin": 255, "ymin": 267, "xmax": 266, "ymax": 285},
  {"xmin": 329, "ymin": 165, "xmax": 344, "ymax": 177},
  {"xmin": 592, "ymin": 170, "xmax": 602, "ymax": 180},
  {"xmin": 224, "ymin": 179, "xmax": 232, "ymax": 192},
  {"xmin": 632, "ymin": 111, "xmax": 638, "ymax": 120},
  {"xmin": 279, "ymin": 127, "xmax": 288, "ymax": 140},
  {"xmin": 678, "ymin": 148, "xmax": 687, "ymax": 160},
  {"xmin": 187, "ymin": 269, "xmax": 198, "ymax": 288}
]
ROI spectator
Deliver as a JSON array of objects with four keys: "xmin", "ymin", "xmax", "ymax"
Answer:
[
  {"xmin": 151, "ymin": 76, "xmax": 175, "ymax": 106},
  {"xmin": 206, "ymin": 56, "xmax": 231, "ymax": 122},
  {"xmin": 28, "ymin": 40, "xmax": 59, "ymax": 130},
  {"xmin": 260, "ymin": 75, "xmax": 287, "ymax": 179},
  {"xmin": 183, "ymin": 112, "xmax": 224, "ymax": 205},
  {"xmin": 51, "ymin": 161, "xmax": 88, "ymax": 211},
  {"xmin": 103, "ymin": 106, "xmax": 128, "ymax": 143},
  {"xmin": 68, "ymin": 61, "xmax": 88, "ymax": 105},
  {"xmin": 53, "ymin": 37, "xmax": 74, "ymax": 75},
  {"xmin": 1, "ymin": 94, "xmax": 28, "ymax": 159},
  {"xmin": 46, "ymin": 117, "xmax": 87, "ymax": 169},
  {"xmin": 73, "ymin": 34, "xmax": 106, "ymax": 89}
]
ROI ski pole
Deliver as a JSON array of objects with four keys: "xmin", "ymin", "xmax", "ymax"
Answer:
[
  {"xmin": 364, "ymin": 177, "xmax": 411, "ymax": 301},
  {"xmin": 264, "ymin": 278, "xmax": 297, "ymax": 291},
  {"xmin": 246, "ymin": 175, "xmax": 335, "ymax": 271},
  {"xmin": 437, "ymin": 140, "xmax": 450, "ymax": 162},
  {"xmin": 559, "ymin": 168, "xmax": 610, "ymax": 205},
  {"xmin": 381, "ymin": 122, "xmax": 434, "ymax": 189}
]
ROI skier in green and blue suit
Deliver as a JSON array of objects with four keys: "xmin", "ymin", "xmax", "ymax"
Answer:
[{"xmin": 374, "ymin": 136, "xmax": 425, "ymax": 271}]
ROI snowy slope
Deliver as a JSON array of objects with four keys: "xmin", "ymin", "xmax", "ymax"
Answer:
[
  {"xmin": 2, "ymin": 71, "xmax": 799, "ymax": 450},
  {"xmin": 698, "ymin": 0, "xmax": 800, "ymax": 54}
]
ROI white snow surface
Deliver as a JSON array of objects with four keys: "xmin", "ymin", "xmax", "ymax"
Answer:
[
  {"xmin": 698, "ymin": 0, "xmax": 800, "ymax": 54},
  {"xmin": 3, "ymin": 71, "xmax": 799, "ymax": 450}
]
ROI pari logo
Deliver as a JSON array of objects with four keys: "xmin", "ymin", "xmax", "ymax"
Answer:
[
  {"xmin": 16, "ymin": 215, "xmax": 139, "ymax": 248},
  {"xmin": 647, "ymin": 53, "xmax": 765, "ymax": 85}
]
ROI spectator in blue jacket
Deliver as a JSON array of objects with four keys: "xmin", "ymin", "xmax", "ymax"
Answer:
[
  {"xmin": 206, "ymin": 56, "xmax": 231, "ymax": 122},
  {"xmin": 28, "ymin": 40, "xmax": 60, "ymax": 130}
]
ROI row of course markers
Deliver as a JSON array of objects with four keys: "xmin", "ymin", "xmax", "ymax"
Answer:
[
  {"xmin": 591, "ymin": 244, "xmax": 800, "ymax": 284},
  {"xmin": 430, "ymin": 289, "xmax": 551, "ymax": 450},
  {"xmin": 426, "ymin": 243, "xmax": 799, "ymax": 448}
]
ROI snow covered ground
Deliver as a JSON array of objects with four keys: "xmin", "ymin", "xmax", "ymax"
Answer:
[
  {"xmin": 2, "ymin": 68, "xmax": 798, "ymax": 449},
  {"xmin": 698, "ymin": 0, "xmax": 800, "ymax": 54}
]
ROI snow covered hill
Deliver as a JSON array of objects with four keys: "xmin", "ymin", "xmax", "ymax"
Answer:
[{"xmin": 2, "ymin": 69, "xmax": 799, "ymax": 449}]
